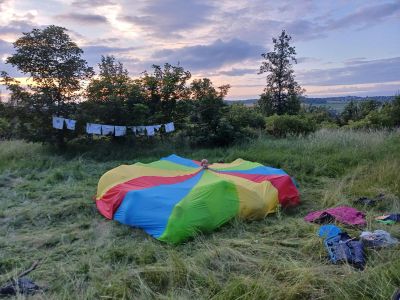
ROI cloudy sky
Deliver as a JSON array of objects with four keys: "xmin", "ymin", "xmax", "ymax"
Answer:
[{"xmin": 0, "ymin": 0, "xmax": 399, "ymax": 99}]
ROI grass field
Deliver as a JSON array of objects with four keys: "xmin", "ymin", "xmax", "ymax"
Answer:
[
  {"xmin": 310, "ymin": 101, "xmax": 348, "ymax": 112},
  {"xmin": 0, "ymin": 129, "xmax": 399, "ymax": 299}
]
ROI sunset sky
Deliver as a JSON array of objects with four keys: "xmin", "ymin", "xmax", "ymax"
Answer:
[{"xmin": 0, "ymin": 0, "xmax": 399, "ymax": 99}]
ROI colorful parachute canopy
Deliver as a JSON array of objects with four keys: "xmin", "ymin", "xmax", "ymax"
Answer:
[{"xmin": 96, "ymin": 154, "xmax": 300, "ymax": 244}]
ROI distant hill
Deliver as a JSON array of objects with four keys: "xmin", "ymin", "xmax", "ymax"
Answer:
[
  {"xmin": 225, "ymin": 96, "xmax": 395, "ymax": 108},
  {"xmin": 224, "ymin": 99, "xmax": 258, "ymax": 106},
  {"xmin": 301, "ymin": 95, "xmax": 394, "ymax": 105}
]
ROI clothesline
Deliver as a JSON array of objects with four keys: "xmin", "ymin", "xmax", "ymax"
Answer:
[
  {"xmin": 52, "ymin": 103, "xmax": 222, "ymax": 136},
  {"xmin": 53, "ymin": 117, "xmax": 76, "ymax": 130},
  {"xmin": 86, "ymin": 123, "xmax": 174, "ymax": 136},
  {"xmin": 52, "ymin": 117, "xmax": 175, "ymax": 137}
]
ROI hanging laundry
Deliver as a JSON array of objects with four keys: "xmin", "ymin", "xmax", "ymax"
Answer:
[
  {"xmin": 304, "ymin": 206, "xmax": 366, "ymax": 227},
  {"xmin": 154, "ymin": 124, "xmax": 162, "ymax": 131},
  {"xmin": 165, "ymin": 122, "xmax": 175, "ymax": 133},
  {"xmin": 114, "ymin": 126, "xmax": 126, "ymax": 137},
  {"xmin": 146, "ymin": 126, "xmax": 155, "ymax": 136},
  {"xmin": 86, "ymin": 123, "xmax": 102, "ymax": 135},
  {"xmin": 136, "ymin": 126, "xmax": 146, "ymax": 135},
  {"xmin": 128, "ymin": 126, "xmax": 136, "ymax": 135},
  {"xmin": 52, "ymin": 116, "xmax": 64, "ymax": 130},
  {"xmin": 101, "ymin": 125, "xmax": 114, "ymax": 136},
  {"xmin": 64, "ymin": 119, "xmax": 76, "ymax": 131}
]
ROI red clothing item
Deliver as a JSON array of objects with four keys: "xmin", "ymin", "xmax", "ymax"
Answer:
[{"xmin": 304, "ymin": 206, "xmax": 366, "ymax": 227}]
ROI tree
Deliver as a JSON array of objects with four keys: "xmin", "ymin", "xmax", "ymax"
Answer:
[
  {"xmin": 258, "ymin": 30, "xmax": 303, "ymax": 115},
  {"xmin": 301, "ymin": 105, "xmax": 338, "ymax": 125},
  {"xmin": 140, "ymin": 63, "xmax": 191, "ymax": 123},
  {"xmin": 84, "ymin": 55, "xmax": 135, "ymax": 125},
  {"xmin": 341, "ymin": 100, "xmax": 360, "ymax": 123},
  {"xmin": 390, "ymin": 95, "xmax": 400, "ymax": 126},
  {"xmin": 82, "ymin": 55, "xmax": 153, "ymax": 132},
  {"xmin": 227, "ymin": 104, "xmax": 265, "ymax": 130},
  {"xmin": 341, "ymin": 96, "xmax": 400, "ymax": 129},
  {"xmin": 87, "ymin": 55, "xmax": 131, "ymax": 102},
  {"xmin": 190, "ymin": 78, "xmax": 229, "ymax": 126},
  {"xmin": 187, "ymin": 78, "xmax": 233, "ymax": 146},
  {"xmin": 359, "ymin": 99, "xmax": 381, "ymax": 118},
  {"xmin": 1, "ymin": 25, "xmax": 93, "ymax": 146}
]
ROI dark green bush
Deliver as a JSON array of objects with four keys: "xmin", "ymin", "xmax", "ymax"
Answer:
[
  {"xmin": 345, "ymin": 108, "xmax": 394, "ymax": 129},
  {"xmin": 188, "ymin": 117, "xmax": 237, "ymax": 147},
  {"xmin": 227, "ymin": 104, "xmax": 265, "ymax": 129},
  {"xmin": 301, "ymin": 105, "xmax": 338, "ymax": 125},
  {"xmin": 265, "ymin": 114, "xmax": 317, "ymax": 137},
  {"xmin": 0, "ymin": 117, "xmax": 10, "ymax": 139},
  {"xmin": 319, "ymin": 121, "xmax": 339, "ymax": 129}
]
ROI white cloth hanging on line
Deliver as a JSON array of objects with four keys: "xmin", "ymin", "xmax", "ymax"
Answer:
[
  {"xmin": 86, "ymin": 123, "xmax": 102, "ymax": 135},
  {"xmin": 54, "ymin": 120, "xmax": 175, "ymax": 135},
  {"xmin": 146, "ymin": 126, "xmax": 155, "ymax": 136},
  {"xmin": 128, "ymin": 126, "xmax": 136, "ymax": 135},
  {"xmin": 136, "ymin": 126, "xmax": 146, "ymax": 135},
  {"xmin": 114, "ymin": 126, "xmax": 126, "ymax": 136},
  {"xmin": 64, "ymin": 119, "xmax": 76, "ymax": 130},
  {"xmin": 165, "ymin": 122, "xmax": 175, "ymax": 133},
  {"xmin": 101, "ymin": 125, "xmax": 115, "ymax": 136},
  {"xmin": 52, "ymin": 116, "xmax": 64, "ymax": 129}
]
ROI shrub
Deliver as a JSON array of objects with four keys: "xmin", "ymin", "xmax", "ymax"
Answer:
[
  {"xmin": 187, "ymin": 103, "xmax": 264, "ymax": 147},
  {"xmin": 301, "ymin": 105, "xmax": 338, "ymax": 125},
  {"xmin": 390, "ymin": 95, "xmax": 400, "ymax": 126},
  {"xmin": 319, "ymin": 121, "xmax": 339, "ymax": 129},
  {"xmin": 188, "ymin": 117, "xmax": 237, "ymax": 147},
  {"xmin": 0, "ymin": 117, "xmax": 11, "ymax": 139},
  {"xmin": 227, "ymin": 104, "xmax": 265, "ymax": 129},
  {"xmin": 345, "ymin": 110, "xmax": 394, "ymax": 129},
  {"xmin": 265, "ymin": 114, "xmax": 316, "ymax": 137}
]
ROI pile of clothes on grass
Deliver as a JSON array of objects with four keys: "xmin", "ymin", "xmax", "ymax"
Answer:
[{"xmin": 304, "ymin": 198, "xmax": 399, "ymax": 271}]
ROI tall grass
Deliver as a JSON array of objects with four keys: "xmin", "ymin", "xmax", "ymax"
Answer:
[{"xmin": 0, "ymin": 129, "xmax": 399, "ymax": 299}]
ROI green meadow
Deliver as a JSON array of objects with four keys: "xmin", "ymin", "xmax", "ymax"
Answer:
[
  {"xmin": 311, "ymin": 101, "xmax": 348, "ymax": 113},
  {"xmin": 0, "ymin": 129, "xmax": 399, "ymax": 299}
]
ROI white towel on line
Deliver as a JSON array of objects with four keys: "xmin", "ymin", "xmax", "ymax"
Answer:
[
  {"xmin": 86, "ymin": 123, "xmax": 102, "ymax": 135},
  {"xmin": 52, "ymin": 116, "xmax": 64, "ymax": 130},
  {"xmin": 128, "ymin": 126, "xmax": 136, "ymax": 134},
  {"xmin": 146, "ymin": 126, "xmax": 155, "ymax": 136},
  {"xmin": 165, "ymin": 122, "xmax": 175, "ymax": 133},
  {"xmin": 136, "ymin": 126, "xmax": 146, "ymax": 135},
  {"xmin": 64, "ymin": 119, "xmax": 76, "ymax": 130},
  {"xmin": 114, "ymin": 126, "xmax": 126, "ymax": 136},
  {"xmin": 101, "ymin": 125, "xmax": 115, "ymax": 136}
]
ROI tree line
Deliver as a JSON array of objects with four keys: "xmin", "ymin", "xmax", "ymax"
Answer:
[
  {"xmin": 0, "ymin": 26, "xmax": 399, "ymax": 146},
  {"xmin": 0, "ymin": 25, "xmax": 267, "ymax": 147}
]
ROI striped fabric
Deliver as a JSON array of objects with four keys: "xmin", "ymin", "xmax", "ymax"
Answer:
[{"xmin": 96, "ymin": 154, "xmax": 300, "ymax": 244}]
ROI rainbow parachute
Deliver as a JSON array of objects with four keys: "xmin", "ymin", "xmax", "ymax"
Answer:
[{"xmin": 96, "ymin": 155, "xmax": 300, "ymax": 244}]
